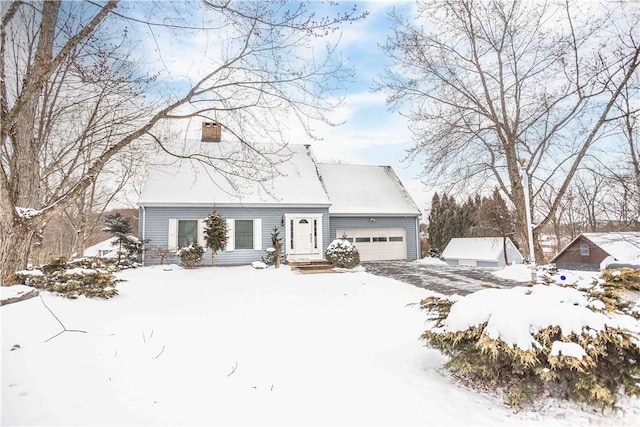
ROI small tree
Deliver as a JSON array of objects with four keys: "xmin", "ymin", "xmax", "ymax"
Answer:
[
  {"xmin": 203, "ymin": 209, "xmax": 228, "ymax": 266},
  {"xmin": 177, "ymin": 243, "xmax": 204, "ymax": 269},
  {"xmin": 102, "ymin": 213, "xmax": 141, "ymax": 267},
  {"xmin": 263, "ymin": 226, "xmax": 282, "ymax": 268}
]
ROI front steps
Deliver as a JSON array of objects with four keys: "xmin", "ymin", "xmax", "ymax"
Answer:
[{"xmin": 288, "ymin": 259, "xmax": 334, "ymax": 274}]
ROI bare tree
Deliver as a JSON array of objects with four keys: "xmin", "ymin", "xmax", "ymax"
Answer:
[
  {"xmin": 378, "ymin": 0, "xmax": 640, "ymax": 262},
  {"xmin": 0, "ymin": 1, "xmax": 366, "ymax": 283}
]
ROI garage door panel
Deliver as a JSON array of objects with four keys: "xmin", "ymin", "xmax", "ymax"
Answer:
[{"xmin": 336, "ymin": 227, "xmax": 406, "ymax": 261}]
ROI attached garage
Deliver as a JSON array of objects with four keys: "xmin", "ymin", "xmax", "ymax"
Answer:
[{"xmin": 337, "ymin": 227, "xmax": 407, "ymax": 261}]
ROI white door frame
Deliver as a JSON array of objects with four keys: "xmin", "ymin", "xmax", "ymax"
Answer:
[{"xmin": 284, "ymin": 213, "xmax": 323, "ymax": 259}]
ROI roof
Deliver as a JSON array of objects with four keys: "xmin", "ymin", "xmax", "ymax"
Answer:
[
  {"xmin": 316, "ymin": 163, "xmax": 421, "ymax": 216},
  {"xmin": 442, "ymin": 237, "xmax": 521, "ymax": 262},
  {"xmin": 137, "ymin": 142, "xmax": 331, "ymax": 207},
  {"xmin": 82, "ymin": 238, "xmax": 117, "ymax": 257},
  {"xmin": 552, "ymin": 232, "xmax": 640, "ymax": 263}
]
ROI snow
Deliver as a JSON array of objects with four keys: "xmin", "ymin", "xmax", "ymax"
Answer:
[
  {"xmin": 416, "ymin": 256, "xmax": 449, "ymax": 266},
  {"xmin": 582, "ymin": 232, "xmax": 640, "ymax": 262},
  {"xmin": 317, "ymin": 163, "xmax": 421, "ymax": 215},
  {"xmin": 437, "ymin": 283, "xmax": 639, "ymax": 352},
  {"xmin": 2, "ymin": 265, "xmax": 638, "ymax": 426},
  {"xmin": 550, "ymin": 341, "xmax": 587, "ymax": 360},
  {"xmin": 441, "ymin": 237, "xmax": 523, "ymax": 263},
  {"xmin": 137, "ymin": 142, "xmax": 331, "ymax": 207},
  {"xmin": 15, "ymin": 206, "xmax": 42, "ymax": 219},
  {"xmin": 251, "ymin": 261, "xmax": 267, "ymax": 269},
  {"xmin": 492, "ymin": 263, "xmax": 534, "ymax": 282},
  {"xmin": 0, "ymin": 284, "xmax": 37, "ymax": 301}
]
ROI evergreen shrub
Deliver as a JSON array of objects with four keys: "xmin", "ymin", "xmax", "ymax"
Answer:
[
  {"xmin": 325, "ymin": 239, "xmax": 360, "ymax": 269},
  {"xmin": 419, "ymin": 271, "xmax": 640, "ymax": 409},
  {"xmin": 12, "ymin": 257, "xmax": 119, "ymax": 299},
  {"xmin": 177, "ymin": 243, "xmax": 204, "ymax": 268}
]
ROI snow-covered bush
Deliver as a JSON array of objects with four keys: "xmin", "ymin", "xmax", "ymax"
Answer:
[
  {"xmin": 325, "ymin": 239, "xmax": 360, "ymax": 269},
  {"xmin": 11, "ymin": 257, "xmax": 119, "ymax": 299},
  {"xmin": 177, "ymin": 243, "xmax": 204, "ymax": 268},
  {"xmin": 263, "ymin": 247, "xmax": 278, "ymax": 266},
  {"xmin": 420, "ymin": 274, "xmax": 640, "ymax": 409}
]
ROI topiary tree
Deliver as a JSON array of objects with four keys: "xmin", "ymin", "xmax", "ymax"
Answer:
[
  {"xmin": 203, "ymin": 209, "xmax": 228, "ymax": 266},
  {"xmin": 325, "ymin": 237, "xmax": 360, "ymax": 269}
]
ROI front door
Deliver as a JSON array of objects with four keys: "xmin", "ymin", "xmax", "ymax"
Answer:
[{"xmin": 295, "ymin": 219, "xmax": 313, "ymax": 254}]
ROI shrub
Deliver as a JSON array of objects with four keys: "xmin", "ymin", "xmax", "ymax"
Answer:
[
  {"xmin": 263, "ymin": 247, "xmax": 278, "ymax": 266},
  {"xmin": 419, "ymin": 273, "xmax": 640, "ymax": 409},
  {"xmin": 325, "ymin": 239, "xmax": 360, "ymax": 269},
  {"xmin": 12, "ymin": 257, "xmax": 119, "ymax": 299},
  {"xmin": 177, "ymin": 243, "xmax": 204, "ymax": 268}
]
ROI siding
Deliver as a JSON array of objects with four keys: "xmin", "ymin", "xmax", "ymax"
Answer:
[
  {"xmin": 141, "ymin": 206, "xmax": 329, "ymax": 266},
  {"xmin": 328, "ymin": 216, "xmax": 419, "ymax": 261},
  {"xmin": 552, "ymin": 235, "xmax": 609, "ymax": 270}
]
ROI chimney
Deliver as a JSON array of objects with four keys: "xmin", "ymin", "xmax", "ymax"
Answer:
[{"xmin": 201, "ymin": 121, "xmax": 221, "ymax": 143}]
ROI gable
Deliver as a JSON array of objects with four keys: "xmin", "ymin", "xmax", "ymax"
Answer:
[
  {"xmin": 317, "ymin": 163, "xmax": 421, "ymax": 216},
  {"xmin": 442, "ymin": 237, "xmax": 522, "ymax": 262},
  {"xmin": 552, "ymin": 232, "xmax": 640, "ymax": 264},
  {"xmin": 137, "ymin": 142, "xmax": 330, "ymax": 207}
]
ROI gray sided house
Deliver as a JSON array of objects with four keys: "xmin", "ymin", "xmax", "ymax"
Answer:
[
  {"xmin": 441, "ymin": 237, "xmax": 524, "ymax": 267},
  {"xmin": 137, "ymin": 123, "xmax": 421, "ymax": 266}
]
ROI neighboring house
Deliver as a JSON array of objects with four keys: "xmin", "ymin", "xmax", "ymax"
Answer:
[
  {"xmin": 441, "ymin": 237, "xmax": 524, "ymax": 267},
  {"xmin": 136, "ymin": 122, "xmax": 421, "ymax": 266},
  {"xmin": 550, "ymin": 232, "xmax": 640, "ymax": 271},
  {"xmin": 82, "ymin": 238, "xmax": 118, "ymax": 258}
]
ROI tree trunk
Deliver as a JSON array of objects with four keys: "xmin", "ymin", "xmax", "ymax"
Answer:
[{"xmin": 0, "ymin": 219, "xmax": 37, "ymax": 285}]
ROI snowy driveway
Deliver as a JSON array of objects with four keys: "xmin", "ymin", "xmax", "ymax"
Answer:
[{"xmin": 362, "ymin": 260, "xmax": 522, "ymax": 296}]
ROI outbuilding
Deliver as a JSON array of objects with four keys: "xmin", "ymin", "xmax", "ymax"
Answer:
[
  {"xmin": 550, "ymin": 232, "xmax": 640, "ymax": 271},
  {"xmin": 441, "ymin": 237, "xmax": 523, "ymax": 267}
]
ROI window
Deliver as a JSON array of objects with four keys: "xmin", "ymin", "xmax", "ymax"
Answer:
[
  {"xmin": 178, "ymin": 220, "xmax": 198, "ymax": 248},
  {"xmin": 372, "ymin": 237, "xmax": 388, "ymax": 242},
  {"xmin": 389, "ymin": 236, "xmax": 403, "ymax": 242},
  {"xmin": 355, "ymin": 237, "xmax": 370, "ymax": 243},
  {"xmin": 580, "ymin": 244, "xmax": 589, "ymax": 256},
  {"xmin": 235, "ymin": 220, "xmax": 254, "ymax": 250}
]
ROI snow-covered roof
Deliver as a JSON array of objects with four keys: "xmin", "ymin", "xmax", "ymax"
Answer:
[
  {"xmin": 83, "ymin": 238, "xmax": 117, "ymax": 257},
  {"xmin": 442, "ymin": 237, "xmax": 522, "ymax": 262},
  {"xmin": 137, "ymin": 142, "xmax": 331, "ymax": 207},
  {"xmin": 316, "ymin": 164, "xmax": 421, "ymax": 216},
  {"xmin": 581, "ymin": 232, "xmax": 640, "ymax": 262}
]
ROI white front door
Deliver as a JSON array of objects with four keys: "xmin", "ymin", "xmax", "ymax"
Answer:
[
  {"xmin": 285, "ymin": 214, "xmax": 323, "ymax": 258},
  {"xmin": 295, "ymin": 219, "xmax": 313, "ymax": 254}
]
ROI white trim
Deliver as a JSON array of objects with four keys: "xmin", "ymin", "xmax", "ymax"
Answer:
[
  {"xmin": 137, "ymin": 202, "xmax": 331, "ymax": 209},
  {"xmin": 168, "ymin": 218, "xmax": 178, "ymax": 250},
  {"xmin": 226, "ymin": 219, "xmax": 235, "ymax": 251},
  {"xmin": 197, "ymin": 219, "xmax": 206, "ymax": 246},
  {"xmin": 253, "ymin": 218, "xmax": 262, "ymax": 250}
]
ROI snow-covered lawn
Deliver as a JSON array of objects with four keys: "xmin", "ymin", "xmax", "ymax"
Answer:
[{"xmin": 2, "ymin": 265, "xmax": 637, "ymax": 425}]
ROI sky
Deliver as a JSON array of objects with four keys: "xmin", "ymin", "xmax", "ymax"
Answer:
[{"xmin": 122, "ymin": 0, "xmax": 432, "ymax": 215}]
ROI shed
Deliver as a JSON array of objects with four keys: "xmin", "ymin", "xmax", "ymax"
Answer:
[
  {"xmin": 550, "ymin": 232, "xmax": 640, "ymax": 271},
  {"xmin": 441, "ymin": 237, "xmax": 524, "ymax": 267}
]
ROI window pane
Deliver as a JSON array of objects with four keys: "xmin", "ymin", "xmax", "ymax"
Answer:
[
  {"xmin": 235, "ymin": 220, "xmax": 254, "ymax": 249},
  {"xmin": 355, "ymin": 237, "xmax": 370, "ymax": 243},
  {"xmin": 372, "ymin": 237, "xmax": 387, "ymax": 242},
  {"xmin": 580, "ymin": 244, "xmax": 589, "ymax": 256},
  {"xmin": 178, "ymin": 220, "xmax": 198, "ymax": 248},
  {"xmin": 389, "ymin": 236, "xmax": 403, "ymax": 242}
]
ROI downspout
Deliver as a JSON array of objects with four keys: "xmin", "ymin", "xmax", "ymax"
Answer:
[
  {"xmin": 416, "ymin": 216, "xmax": 420, "ymax": 261},
  {"xmin": 141, "ymin": 206, "xmax": 146, "ymax": 265}
]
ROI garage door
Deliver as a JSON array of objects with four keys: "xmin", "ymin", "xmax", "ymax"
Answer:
[{"xmin": 336, "ymin": 227, "xmax": 407, "ymax": 261}]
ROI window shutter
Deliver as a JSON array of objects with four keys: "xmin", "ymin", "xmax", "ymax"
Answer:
[
  {"xmin": 168, "ymin": 218, "xmax": 178, "ymax": 250},
  {"xmin": 197, "ymin": 219, "xmax": 205, "ymax": 246},
  {"xmin": 253, "ymin": 218, "xmax": 262, "ymax": 250},
  {"xmin": 226, "ymin": 219, "xmax": 235, "ymax": 251}
]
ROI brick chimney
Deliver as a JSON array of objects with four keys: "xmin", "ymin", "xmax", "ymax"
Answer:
[{"xmin": 201, "ymin": 121, "xmax": 221, "ymax": 143}]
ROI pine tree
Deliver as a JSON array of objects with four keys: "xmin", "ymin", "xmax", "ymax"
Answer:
[
  {"xmin": 102, "ymin": 213, "xmax": 140, "ymax": 267},
  {"xmin": 271, "ymin": 226, "xmax": 282, "ymax": 268},
  {"xmin": 203, "ymin": 209, "xmax": 228, "ymax": 266}
]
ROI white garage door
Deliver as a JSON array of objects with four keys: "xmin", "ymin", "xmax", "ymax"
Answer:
[{"xmin": 336, "ymin": 227, "xmax": 407, "ymax": 261}]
